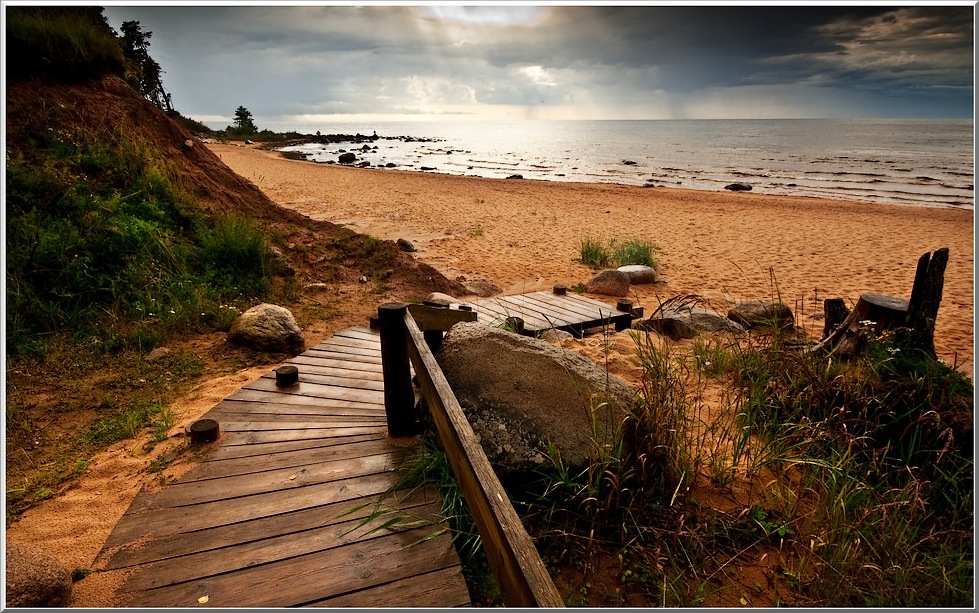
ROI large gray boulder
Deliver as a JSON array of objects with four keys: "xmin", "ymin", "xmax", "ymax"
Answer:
[
  {"xmin": 228, "ymin": 303, "xmax": 305, "ymax": 354},
  {"xmin": 436, "ymin": 322, "xmax": 639, "ymax": 473},
  {"xmin": 642, "ymin": 302, "xmax": 745, "ymax": 339},
  {"xmin": 585, "ymin": 269, "xmax": 630, "ymax": 297},
  {"xmin": 617, "ymin": 264, "xmax": 658, "ymax": 285},
  {"xmin": 727, "ymin": 300, "xmax": 795, "ymax": 330},
  {"xmin": 5, "ymin": 541, "xmax": 72, "ymax": 607}
]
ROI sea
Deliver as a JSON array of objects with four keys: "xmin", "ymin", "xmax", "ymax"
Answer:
[{"xmin": 272, "ymin": 119, "xmax": 974, "ymax": 210}]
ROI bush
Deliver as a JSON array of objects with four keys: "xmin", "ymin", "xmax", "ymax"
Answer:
[{"xmin": 579, "ymin": 237, "xmax": 659, "ymax": 269}]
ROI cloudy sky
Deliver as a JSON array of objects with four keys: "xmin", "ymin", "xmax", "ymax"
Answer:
[{"xmin": 100, "ymin": 3, "xmax": 975, "ymax": 128}]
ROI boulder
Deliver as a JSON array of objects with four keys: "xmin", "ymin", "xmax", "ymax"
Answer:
[
  {"xmin": 727, "ymin": 300, "xmax": 795, "ymax": 330},
  {"xmin": 396, "ymin": 238, "xmax": 417, "ymax": 252},
  {"xmin": 586, "ymin": 269, "xmax": 630, "ymax": 297},
  {"xmin": 637, "ymin": 317, "xmax": 698, "ymax": 340},
  {"xmin": 425, "ymin": 292, "xmax": 459, "ymax": 306},
  {"xmin": 506, "ymin": 174, "xmax": 524, "ymax": 180},
  {"xmin": 5, "ymin": 541, "xmax": 72, "ymax": 607},
  {"xmin": 724, "ymin": 182, "xmax": 752, "ymax": 191},
  {"xmin": 436, "ymin": 322, "xmax": 640, "ymax": 473},
  {"xmin": 642, "ymin": 302, "xmax": 746, "ymax": 338},
  {"xmin": 338, "ymin": 152, "xmax": 357, "ymax": 164},
  {"xmin": 617, "ymin": 264, "xmax": 657, "ymax": 284},
  {"xmin": 228, "ymin": 303, "xmax": 305, "ymax": 354}
]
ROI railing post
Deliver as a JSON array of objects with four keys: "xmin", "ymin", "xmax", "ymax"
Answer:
[{"xmin": 378, "ymin": 302, "xmax": 422, "ymax": 437}]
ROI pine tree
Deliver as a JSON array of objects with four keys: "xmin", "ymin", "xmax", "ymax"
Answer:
[
  {"xmin": 232, "ymin": 106, "xmax": 259, "ymax": 134},
  {"xmin": 119, "ymin": 20, "xmax": 173, "ymax": 112}
]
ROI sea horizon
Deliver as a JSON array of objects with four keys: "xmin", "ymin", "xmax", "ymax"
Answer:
[{"xmin": 269, "ymin": 118, "xmax": 974, "ymax": 211}]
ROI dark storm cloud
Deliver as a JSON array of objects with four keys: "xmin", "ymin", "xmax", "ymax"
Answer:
[{"xmin": 101, "ymin": 4, "xmax": 974, "ymax": 122}]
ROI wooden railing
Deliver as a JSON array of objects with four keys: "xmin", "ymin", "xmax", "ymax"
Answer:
[{"xmin": 376, "ymin": 302, "xmax": 565, "ymax": 608}]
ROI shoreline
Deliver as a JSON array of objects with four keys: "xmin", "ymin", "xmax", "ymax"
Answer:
[{"xmin": 210, "ymin": 142, "xmax": 975, "ymax": 377}]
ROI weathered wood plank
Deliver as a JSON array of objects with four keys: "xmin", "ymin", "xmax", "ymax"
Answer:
[
  {"xmin": 123, "ymin": 527, "xmax": 463, "ymax": 608},
  {"xmin": 313, "ymin": 336, "xmax": 381, "ymax": 355},
  {"xmin": 224, "ymin": 389, "xmax": 382, "ymax": 411},
  {"xmin": 242, "ymin": 377, "xmax": 384, "ymax": 403},
  {"xmin": 218, "ymin": 426, "xmax": 388, "ymax": 445},
  {"xmin": 214, "ymin": 418, "xmax": 386, "ymax": 432},
  {"xmin": 314, "ymin": 333, "xmax": 382, "ymax": 351},
  {"xmin": 201, "ymin": 432, "xmax": 385, "ymax": 461},
  {"xmin": 118, "ymin": 501, "xmax": 446, "ymax": 592},
  {"xmin": 404, "ymin": 313, "xmax": 564, "ymax": 607},
  {"xmin": 105, "ymin": 471, "xmax": 399, "ymax": 548},
  {"xmin": 208, "ymin": 398, "xmax": 384, "ymax": 419},
  {"xmin": 102, "ymin": 486, "xmax": 440, "ymax": 570},
  {"xmin": 505, "ymin": 293, "xmax": 590, "ymax": 324},
  {"xmin": 298, "ymin": 347, "xmax": 383, "ymax": 364},
  {"xmin": 176, "ymin": 437, "xmax": 399, "ymax": 482},
  {"xmin": 262, "ymin": 362, "xmax": 385, "ymax": 382},
  {"xmin": 287, "ymin": 354, "xmax": 382, "ymax": 372},
  {"xmin": 407, "ymin": 302, "xmax": 479, "ymax": 331},
  {"xmin": 473, "ymin": 297, "xmax": 555, "ymax": 330},
  {"xmin": 258, "ymin": 370, "xmax": 385, "ymax": 391},
  {"xmin": 523, "ymin": 291, "xmax": 612, "ymax": 319},
  {"xmin": 307, "ymin": 566, "xmax": 472, "ymax": 608},
  {"xmin": 125, "ymin": 451, "xmax": 406, "ymax": 512}
]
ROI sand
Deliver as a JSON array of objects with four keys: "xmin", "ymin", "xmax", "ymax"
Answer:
[
  {"xmin": 211, "ymin": 142, "xmax": 974, "ymax": 376},
  {"xmin": 6, "ymin": 140, "xmax": 973, "ymax": 607}
]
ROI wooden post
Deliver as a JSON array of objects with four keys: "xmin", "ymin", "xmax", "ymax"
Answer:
[
  {"xmin": 821, "ymin": 298, "xmax": 850, "ymax": 341},
  {"xmin": 904, "ymin": 247, "xmax": 949, "ymax": 357},
  {"xmin": 422, "ymin": 301, "xmax": 447, "ymax": 353},
  {"xmin": 378, "ymin": 302, "xmax": 422, "ymax": 437}
]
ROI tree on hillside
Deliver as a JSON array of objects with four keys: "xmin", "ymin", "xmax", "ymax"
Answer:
[
  {"xmin": 119, "ymin": 20, "xmax": 174, "ymax": 112},
  {"xmin": 231, "ymin": 106, "xmax": 259, "ymax": 134}
]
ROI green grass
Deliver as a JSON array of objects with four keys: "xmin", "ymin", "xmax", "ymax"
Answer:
[
  {"xmin": 475, "ymin": 315, "xmax": 973, "ymax": 607},
  {"xmin": 578, "ymin": 237, "xmax": 659, "ymax": 269}
]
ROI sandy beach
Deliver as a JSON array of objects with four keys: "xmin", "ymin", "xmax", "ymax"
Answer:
[{"xmin": 211, "ymin": 142, "xmax": 974, "ymax": 377}]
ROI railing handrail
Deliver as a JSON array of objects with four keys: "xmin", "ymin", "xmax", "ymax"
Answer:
[{"xmin": 377, "ymin": 302, "xmax": 564, "ymax": 608}]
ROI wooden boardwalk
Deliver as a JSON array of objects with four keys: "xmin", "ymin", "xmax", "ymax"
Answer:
[
  {"xmin": 96, "ymin": 292, "xmax": 633, "ymax": 607},
  {"xmin": 469, "ymin": 290, "xmax": 635, "ymax": 336},
  {"xmin": 96, "ymin": 327, "xmax": 471, "ymax": 608}
]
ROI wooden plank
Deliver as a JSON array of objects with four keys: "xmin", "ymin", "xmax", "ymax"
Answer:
[
  {"xmin": 403, "ymin": 313, "xmax": 564, "ymax": 607},
  {"xmin": 177, "ymin": 437, "xmax": 399, "ymax": 482},
  {"xmin": 215, "ymin": 418, "xmax": 386, "ymax": 432},
  {"xmin": 493, "ymin": 294, "xmax": 577, "ymax": 328},
  {"xmin": 122, "ymin": 526, "xmax": 463, "ymax": 608},
  {"xmin": 224, "ymin": 389, "xmax": 381, "ymax": 411},
  {"xmin": 502, "ymin": 294, "xmax": 583, "ymax": 325},
  {"xmin": 473, "ymin": 296, "xmax": 554, "ymax": 330},
  {"xmin": 241, "ymin": 377, "xmax": 383, "ymax": 404},
  {"xmin": 314, "ymin": 336, "xmax": 382, "ymax": 352},
  {"xmin": 262, "ymin": 363, "xmax": 384, "ymax": 382},
  {"xmin": 307, "ymin": 566, "xmax": 472, "ymax": 608},
  {"xmin": 208, "ymin": 398, "xmax": 384, "ymax": 419},
  {"xmin": 333, "ymin": 327, "xmax": 380, "ymax": 340},
  {"xmin": 219, "ymin": 426, "xmax": 388, "ymax": 445},
  {"xmin": 103, "ymin": 487, "xmax": 440, "ymax": 570},
  {"xmin": 314, "ymin": 333, "xmax": 382, "ymax": 351},
  {"xmin": 287, "ymin": 354, "xmax": 381, "ymax": 373},
  {"xmin": 258, "ymin": 370, "xmax": 385, "ymax": 391},
  {"xmin": 306, "ymin": 341, "xmax": 382, "ymax": 358},
  {"xmin": 407, "ymin": 303, "xmax": 479, "ymax": 331},
  {"xmin": 522, "ymin": 291, "xmax": 610, "ymax": 320},
  {"xmin": 298, "ymin": 347, "xmax": 383, "ymax": 365},
  {"xmin": 202, "ymin": 433, "xmax": 385, "ymax": 461},
  {"xmin": 105, "ymin": 471, "xmax": 400, "ymax": 548},
  {"xmin": 125, "ymin": 451, "xmax": 406, "ymax": 512},
  {"xmin": 118, "ymin": 500, "xmax": 447, "ymax": 592}
]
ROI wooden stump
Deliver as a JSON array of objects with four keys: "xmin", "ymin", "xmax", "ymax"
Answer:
[
  {"xmin": 812, "ymin": 293, "xmax": 908, "ymax": 358},
  {"xmin": 812, "ymin": 248, "xmax": 949, "ymax": 360}
]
